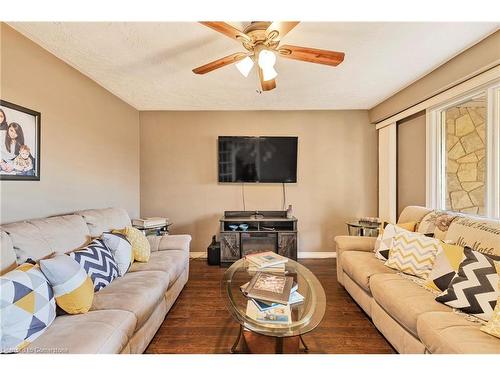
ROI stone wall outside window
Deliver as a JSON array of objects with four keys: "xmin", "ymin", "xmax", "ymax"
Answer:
[{"xmin": 445, "ymin": 103, "xmax": 486, "ymax": 215}]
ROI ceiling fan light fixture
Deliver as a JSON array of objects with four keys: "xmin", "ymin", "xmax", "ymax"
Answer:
[
  {"xmin": 235, "ymin": 56, "xmax": 254, "ymax": 77},
  {"xmin": 262, "ymin": 66, "xmax": 278, "ymax": 81},
  {"xmin": 258, "ymin": 49, "xmax": 276, "ymax": 70}
]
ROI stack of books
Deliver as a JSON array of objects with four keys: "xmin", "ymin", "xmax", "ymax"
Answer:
[
  {"xmin": 240, "ymin": 268, "xmax": 305, "ymax": 325},
  {"xmin": 245, "ymin": 251, "xmax": 288, "ymax": 273},
  {"xmin": 132, "ymin": 217, "xmax": 168, "ymax": 228}
]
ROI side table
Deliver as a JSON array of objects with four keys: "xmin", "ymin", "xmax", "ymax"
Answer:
[
  {"xmin": 133, "ymin": 222, "xmax": 172, "ymax": 236},
  {"xmin": 345, "ymin": 221, "xmax": 380, "ymax": 237}
]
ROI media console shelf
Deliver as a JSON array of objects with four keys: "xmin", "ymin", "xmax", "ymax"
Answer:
[{"xmin": 219, "ymin": 211, "xmax": 298, "ymax": 263}]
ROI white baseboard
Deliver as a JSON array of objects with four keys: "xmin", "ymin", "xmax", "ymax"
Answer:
[
  {"xmin": 298, "ymin": 252, "xmax": 336, "ymax": 259},
  {"xmin": 189, "ymin": 251, "xmax": 336, "ymax": 259}
]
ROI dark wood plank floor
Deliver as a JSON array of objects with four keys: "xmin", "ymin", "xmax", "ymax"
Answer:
[{"xmin": 145, "ymin": 258, "xmax": 395, "ymax": 354}]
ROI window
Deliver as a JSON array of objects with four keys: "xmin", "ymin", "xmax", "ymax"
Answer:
[{"xmin": 428, "ymin": 81, "xmax": 500, "ymax": 218}]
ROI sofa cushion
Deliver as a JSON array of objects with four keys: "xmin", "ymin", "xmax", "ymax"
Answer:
[
  {"xmin": 0, "ymin": 231, "xmax": 16, "ymax": 274},
  {"xmin": 23, "ymin": 309, "xmax": 136, "ymax": 354},
  {"xmin": 129, "ymin": 250, "xmax": 188, "ymax": 287},
  {"xmin": 341, "ymin": 251, "xmax": 396, "ymax": 292},
  {"xmin": 1, "ymin": 222, "xmax": 52, "ymax": 264},
  {"xmin": 76, "ymin": 208, "xmax": 131, "ymax": 237},
  {"xmin": 370, "ymin": 273, "xmax": 451, "ymax": 336},
  {"xmin": 397, "ymin": 206, "xmax": 432, "ymax": 226},
  {"xmin": 445, "ymin": 216, "xmax": 500, "ymax": 256},
  {"xmin": 90, "ymin": 270, "xmax": 169, "ymax": 329},
  {"xmin": 417, "ymin": 311, "xmax": 500, "ymax": 354},
  {"xmin": 1, "ymin": 215, "xmax": 91, "ymax": 264}
]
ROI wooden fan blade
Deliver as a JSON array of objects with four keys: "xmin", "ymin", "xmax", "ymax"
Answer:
[
  {"xmin": 199, "ymin": 22, "xmax": 251, "ymax": 43},
  {"xmin": 258, "ymin": 67, "xmax": 276, "ymax": 91},
  {"xmin": 278, "ymin": 44, "xmax": 345, "ymax": 66},
  {"xmin": 192, "ymin": 52, "xmax": 248, "ymax": 75},
  {"xmin": 265, "ymin": 21, "xmax": 300, "ymax": 42}
]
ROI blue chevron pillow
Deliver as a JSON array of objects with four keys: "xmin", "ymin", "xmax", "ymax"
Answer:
[
  {"xmin": 70, "ymin": 239, "xmax": 119, "ymax": 292},
  {"xmin": 436, "ymin": 247, "xmax": 500, "ymax": 321}
]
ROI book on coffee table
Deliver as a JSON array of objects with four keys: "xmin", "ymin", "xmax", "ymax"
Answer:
[
  {"xmin": 246, "ymin": 251, "xmax": 288, "ymax": 269},
  {"xmin": 251, "ymin": 291, "xmax": 304, "ymax": 311},
  {"xmin": 242, "ymin": 272, "xmax": 294, "ymax": 305},
  {"xmin": 246, "ymin": 300, "xmax": 291, "ymax": 325}
]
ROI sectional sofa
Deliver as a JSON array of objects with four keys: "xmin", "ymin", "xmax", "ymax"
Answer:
[
  {"xmin": 0, "ymin": 208, "xmax": 191, "ymax": 354},
  {"xmin": 335, "ymin": 205, "xmax": 500, "ymax": 354}
]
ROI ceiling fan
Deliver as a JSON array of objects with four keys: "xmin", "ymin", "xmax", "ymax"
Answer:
[{"xmin": 192, "ymin": 21, "xmax": 345, "ymax": 92}]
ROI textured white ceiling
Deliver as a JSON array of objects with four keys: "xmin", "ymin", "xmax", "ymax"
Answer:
[{"xmin": 10, "ymin": 22, "xmax": 498, "ymax": 110}]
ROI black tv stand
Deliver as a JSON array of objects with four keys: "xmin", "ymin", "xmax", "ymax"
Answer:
[{"xmin": 219, "ymin": 210, "xmax": 298, "ymax": 263}]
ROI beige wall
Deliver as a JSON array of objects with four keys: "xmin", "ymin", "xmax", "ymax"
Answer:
[
  {"xmin": 397, "ymin": 111, "xmax": 426, "ymax": 216},
  {"xmin": 369, "ymin": 30, "xmax": 500, "ymax": 123},
  {"xmin": 140, "ymin": 110, "xmax": 377, "ymax": 252},
  {"xmin": 0, "ymin": 24, "xmax": 140, "ymax": 223}
]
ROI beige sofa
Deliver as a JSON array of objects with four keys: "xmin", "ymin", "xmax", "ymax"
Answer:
[
  {"xmin": 335, "ymin": 206, "xmax": 500, "ymax": 354},
  {"xmin": 0, "ymin": 208, "xmax": 191, "ymax": 354}
]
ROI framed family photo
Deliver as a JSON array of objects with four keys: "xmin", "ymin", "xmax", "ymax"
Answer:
[{"xmin": 0, "ymin": 100, "xmax": 41, "ymax": 181}]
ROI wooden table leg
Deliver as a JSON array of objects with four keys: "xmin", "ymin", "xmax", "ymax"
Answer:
[{"xmin": 242, "ymin": 329, "xmax": 299, "ymax": 354}]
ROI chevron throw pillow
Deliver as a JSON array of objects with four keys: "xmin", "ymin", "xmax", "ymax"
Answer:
[
  {"xmin": 436, "ymin": 248, "xmax": 500, "ymax": 321},
  {"xmin": 70, "ymin": 239, "xmax": 119, "ymax": 292},
  {"xmin": 374, "ymin": 223, "xmax": 414, "ymax": 261},
  {"xmin": 384, "ymin": 231, "xmax": 440, "ymax": 279},
  {"xmin": 481, "ymin": 261, "xmax": 500, "ymax": 338}
]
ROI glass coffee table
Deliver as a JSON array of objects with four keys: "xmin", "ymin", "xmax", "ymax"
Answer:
[{"xmin": 221, "ymin": 258, "xmax": 326, "ymax": 354}]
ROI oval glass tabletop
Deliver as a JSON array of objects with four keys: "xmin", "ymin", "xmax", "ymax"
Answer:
[{"xmin": 221, "ymin": 258, "xmax": 326, "ymax": 338}]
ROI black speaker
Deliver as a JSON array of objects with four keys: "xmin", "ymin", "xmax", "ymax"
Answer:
[{"xmin": 207, "ymin": 235, "xmax": 220, "ymax": 265}]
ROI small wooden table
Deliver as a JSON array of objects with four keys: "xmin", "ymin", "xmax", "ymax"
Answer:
[{"xmin": 221, "ymin": 258, "xmax": 326, "ymax": 354}]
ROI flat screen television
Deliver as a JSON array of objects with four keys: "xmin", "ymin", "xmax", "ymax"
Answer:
[{"xmin": 218, "ymin": 136, "xmax": 298, "ymax": 183}]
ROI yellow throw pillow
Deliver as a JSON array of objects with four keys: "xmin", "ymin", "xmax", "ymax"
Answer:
[
  {"xmin": 39, "ymin": 255, "xmax": 94, "ymax": 314},
  {"xmin": 424, "ymin": 243, "xmax": 465, "ymax": 292},
  {"xmin": 481, "ymin": 261, "xmax": 500, "ymax": 339},
  {"xmin": 114, "ymin": 227, "xmax": 150, "ymax": 262},
  {"xmin": 380, "ymin": 221, "xmax": 417, "ymax": 235}
]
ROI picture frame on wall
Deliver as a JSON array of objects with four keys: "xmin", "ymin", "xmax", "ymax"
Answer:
[{"xmin": 0, "ymin": 100, "xmax": 41, "ymax": 181}]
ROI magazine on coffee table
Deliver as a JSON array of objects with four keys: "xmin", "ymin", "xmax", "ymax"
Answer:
[
  {"xmin": 242, "ymin": 272, "xmax": 294, "ymax": 305},
  {"xmin": 246, "ymin": 300, "xmax": 291, "ymax": 325},
  {"xmin": 245, "ymin": 251, "xmax": 288, "ymax": 269}
]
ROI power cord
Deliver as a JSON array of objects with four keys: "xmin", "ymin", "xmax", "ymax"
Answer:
[
  {"xmin": 282, "ymin": 182, "xmax": 286, "ymax": 210},
  {"xmin": 242, "ymin": 182, "xmax": 246, "ymax": 211}
]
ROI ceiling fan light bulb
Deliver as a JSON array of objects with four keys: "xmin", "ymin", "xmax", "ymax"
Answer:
[
  {"xmin": 235, "ymin": 56, "xmax": 254, "ymax": 77},
  {"xmin": 262, "ymin": 66, "xmax": 278, "ymax": 81},
  {"xmin": 258, "ymin": 49, "xmax": 276, "ymax": 70}
]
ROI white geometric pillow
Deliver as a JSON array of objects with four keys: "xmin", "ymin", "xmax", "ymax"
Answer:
[
  {"xmin": 374, "ymin": 224, "xmax": 412, "ymax": 261},
  {"xmin": 436, "ymin": 248, "xmax": 500, "ymax": 321},
  {"xmin": 101, "ymin": 232, "xmax": 132, "ymax": 276},
  {"xmin": 0, "ymin": 263, "xmax": 56, "ymax": 353}
]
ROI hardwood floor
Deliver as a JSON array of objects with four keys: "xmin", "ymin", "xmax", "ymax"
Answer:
[{"xmin": 145, "ymin": 258, "xmax": 395, "ymax": 354}]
